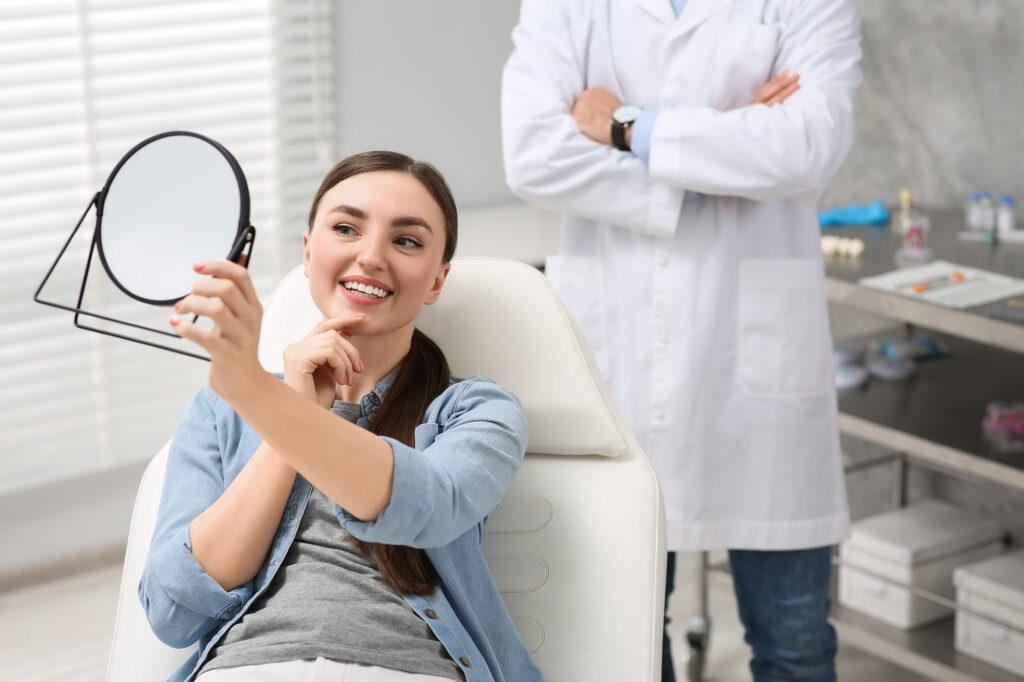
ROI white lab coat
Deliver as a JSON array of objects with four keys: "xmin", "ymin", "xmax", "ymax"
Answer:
[{"xmin": 502, "ymin": 0, "xmax": 861, "ymax": 551}]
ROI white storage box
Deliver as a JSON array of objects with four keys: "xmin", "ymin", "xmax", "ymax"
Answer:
[
  {"xmin": 839, "ymin": 499, "xmax": 1003, "ymax": 629},
  {"xmin": 954, "ymin": 549, "xmax": 1024, "ymax": 676}
]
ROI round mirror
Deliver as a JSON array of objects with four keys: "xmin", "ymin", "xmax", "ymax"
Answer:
[{"xmin": 96, "ymin": 131, "xmax": 251, "ymax": 304}]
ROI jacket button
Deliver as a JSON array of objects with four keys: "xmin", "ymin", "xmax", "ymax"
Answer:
[
  {"xmin": 369, "ymin": 393, "xmax": 381, "ymax": 406},
  {"xmin": 424, "ymin": 608, "xmax": 437, "ymax": 618},
  {"xmin": 459, "ymin": 656, "xmax": 471, "ymax": 667}
]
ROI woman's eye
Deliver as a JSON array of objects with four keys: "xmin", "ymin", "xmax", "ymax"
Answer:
[
  {"xmin": 332, "ymin": 224, "xmax": 357, "ymax": 235},
  {"xmin": 395, "ymin": 236, "xmax": 422, "ymax": 249}
]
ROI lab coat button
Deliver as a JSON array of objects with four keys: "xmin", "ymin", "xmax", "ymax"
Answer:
[
  {"xmin": 459, "ymin": 656, "xmax": 471, "ymax": 667},
  {"xmin": 425, "ymin": 608, "xmax": 438, "ymax": 618}
]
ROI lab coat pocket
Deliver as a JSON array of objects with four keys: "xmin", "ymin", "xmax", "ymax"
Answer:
[
  {"xmin": 715, "ymin": 23, "xmax": 780, "ymax": 110},
  {"xmin": 544, "ymin": 255, "xmax": 611, "ymax": 381},
  {"xmin": 736, "ymin": 259, "xmax": 832, "ymax": 398}
]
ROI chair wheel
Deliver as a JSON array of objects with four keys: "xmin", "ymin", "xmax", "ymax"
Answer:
[{"xmin": 683, "ymin": 616, "xmax": 711, "ymax": 682}]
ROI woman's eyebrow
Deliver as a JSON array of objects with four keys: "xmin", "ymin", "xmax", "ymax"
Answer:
[
  {"xmin": 392, "ymin": 216, "xmax": 434, "ymax": 233},
  {"xmin": 328, "ymin": 204, "xmax": 367, "ymax": 219}
]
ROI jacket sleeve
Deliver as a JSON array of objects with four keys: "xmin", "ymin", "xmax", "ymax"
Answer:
[
  {"xmin": 138, "ymin": 388, "xmax": 254, "ymax": 648},
  {"xmin": 341, "ymin": 379, "xmax": 528, "ymax": 549},
  {"xmin": 648, "ymin": 0, "xmax": 862, "ymax": 201},
  {"xmin": 501, "ymin": 0, "xmax": 685, "ymax": 238}
]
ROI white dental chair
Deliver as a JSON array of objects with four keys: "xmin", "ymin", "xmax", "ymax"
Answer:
[{"xmin": 106, "ymin": 257, "xmax": 666, "ymax": 681}]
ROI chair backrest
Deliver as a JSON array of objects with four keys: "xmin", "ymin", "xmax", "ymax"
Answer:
[{"xmin": 107, "ymin": 257, "xmax": 665, "ymax": 681}]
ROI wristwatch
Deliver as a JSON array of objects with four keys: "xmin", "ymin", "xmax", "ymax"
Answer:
[{"xmin": 611, "ymin": 104, "xmax": 642, "ymax": 151}]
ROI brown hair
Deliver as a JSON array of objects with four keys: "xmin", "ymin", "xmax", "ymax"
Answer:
[{"xmin": 308, "ymin": 151, "xmax": 456, "ymax": 595}]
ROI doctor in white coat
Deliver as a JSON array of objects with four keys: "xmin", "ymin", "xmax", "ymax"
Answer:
[{"xmin": 502, "ymin": 0, "xmax": 862, "ymax": 680}]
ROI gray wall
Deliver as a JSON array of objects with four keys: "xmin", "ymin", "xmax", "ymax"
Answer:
[
  {"xmin": 332, "ymin": 1, "xmax": 520, "ymax": 208},
  {"xmin": 825, "ymin": 0, "xmax": 1024, "ymax": 210}
]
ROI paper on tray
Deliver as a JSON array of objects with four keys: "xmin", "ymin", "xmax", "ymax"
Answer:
[{"xmin": 858, "ymin": 260, "xmax": 1024, "ymax": 309}]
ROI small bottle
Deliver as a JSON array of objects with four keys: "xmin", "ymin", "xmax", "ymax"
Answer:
[
  {"xmin": 894, "ymin": 189, "xmax": 933, "ymax": 267},
  {"xmin": 975, "ymin": 191, "xmax": 996, "ymax": 233},
  {"xmin": 965, "ymin": 192, "xmax": 984, "ymax": 230},
  {"xmin": 891, "ymin": 188, "xmax": 923, "ymax": 234},
  {"xmin": 997, "ymin": 195, "xmax": 1017, "ymax": 234}
]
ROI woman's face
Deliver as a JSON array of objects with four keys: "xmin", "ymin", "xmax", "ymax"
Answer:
[{"xmin": 303, "ymin": 170, "xmax": 450, "ymax": 341}]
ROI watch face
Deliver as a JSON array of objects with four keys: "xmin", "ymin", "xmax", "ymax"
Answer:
[{"xmin": 613, "ymin": 104, "xmax": 642, "ymax": 124}]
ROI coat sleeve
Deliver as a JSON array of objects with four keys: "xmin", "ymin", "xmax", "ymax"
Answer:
[
  {"xmin": 340, "ymin": 379, "xmax": 528, "ymax": 549},
  {"xmin": 501, "ymin": 0, "xmax": 685, "ymax": 238},
  {"xmin": 648, "ymin": 0, "xmax": 862, "ymax": 201},
  {"xmin": 138, "ymin": 388, "xmax": 255, "ymax": 648}
]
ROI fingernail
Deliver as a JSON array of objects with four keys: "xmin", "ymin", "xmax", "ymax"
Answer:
[
  {"xmin": 169, "ymin": 316, "xmax": 180, "ymax": 326},
  {"xmin": 194, "ymin": 262, "xmax": 205, "ymax": 272},
  {"xmin": 174, "ymin": 300, "xmax": 181, "ymax": 312}
]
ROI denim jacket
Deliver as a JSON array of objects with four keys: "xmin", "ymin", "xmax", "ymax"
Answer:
[{"xmin": 139, "ymin": 373, "xmax": 545, "ymax": 682}]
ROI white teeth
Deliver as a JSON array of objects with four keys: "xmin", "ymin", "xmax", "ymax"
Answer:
[{"xmin": 343, "ymin": 281, "xmax": 388, "ymax": 298}]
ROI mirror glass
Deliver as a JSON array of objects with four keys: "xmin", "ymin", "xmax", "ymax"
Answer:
[{"xmin": 97, "ymin": 132, "xmax": 249, "ymax": 304}]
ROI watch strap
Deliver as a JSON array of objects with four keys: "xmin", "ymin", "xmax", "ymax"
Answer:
[{"xmin": 611, "ymin": 120, "xmax": 633, "ymax": 151}]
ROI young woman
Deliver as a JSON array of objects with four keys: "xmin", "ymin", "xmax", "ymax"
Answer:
[{"xmin": 140, "ymin": 151, "xmax": 545, "ymax": 682}]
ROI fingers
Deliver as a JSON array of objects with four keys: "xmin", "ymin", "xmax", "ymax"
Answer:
[
  {"xmin": 764, "ymin": 79, "xmax": 801, "ymax": 107},
  {"xmin": 311, "ymin": 314, "xmax": 367, "ymax": 338},
  {"xmin": 283, "ymin": 327, "xmax": 364, "ymax": 391},
  {"xmin": 168, "ymin": 314, "xmax": 213, "ymax": 351},
  {"xmin": 753, "ymin": 70, "xmax": 800, "ymax": 106},
  {"xmin": 183, "ymin": 276, "xmax": 250, "ymax": 319},
  {"xmin": 193, "ymin": 259, "xmax": 259, "ymax": 306},
  {"xmin": 323, "ymin": 334, "xmax": 357, "ymax": 386}
]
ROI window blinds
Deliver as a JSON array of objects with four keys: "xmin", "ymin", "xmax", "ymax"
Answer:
[{"xmin": 0, "ymin": 0, "xmax": 334, "ymax": 493}]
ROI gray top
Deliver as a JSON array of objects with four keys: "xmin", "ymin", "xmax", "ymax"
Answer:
[{"xmin": 198, "ymin": 400, "xmax": 462, "ymax": 680}]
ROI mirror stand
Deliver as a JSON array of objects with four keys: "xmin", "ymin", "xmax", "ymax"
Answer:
[{"xmin": 33, "ymin": 195, "xmax": 256, "ymax": 362}]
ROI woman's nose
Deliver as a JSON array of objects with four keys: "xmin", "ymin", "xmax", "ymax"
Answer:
[{"xmin": 356, "ymin": 236, "xmax": 387, "ymax": 270}]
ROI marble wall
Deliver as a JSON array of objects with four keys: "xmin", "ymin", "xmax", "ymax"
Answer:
[{"xmin": 824, "ymin": 0, "xmax": 1024, "ymax": 211}]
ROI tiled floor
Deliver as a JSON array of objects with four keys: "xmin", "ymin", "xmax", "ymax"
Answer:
[{"xmin": 0, "ymin": 554, "xmax": 928, "ymax": 682}]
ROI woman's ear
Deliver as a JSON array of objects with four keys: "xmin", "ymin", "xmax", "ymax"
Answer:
[
  {"xmin": 423, "ymin": 261, "xmax": 452, "ymax": 305},
  {"xmin": 302, "ymin": 231, "xmax": 311, "ymax": 278}
]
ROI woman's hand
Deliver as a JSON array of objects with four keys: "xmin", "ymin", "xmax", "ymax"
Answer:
[
  {"xmin": 752, "ymin": 69, "xmax": 800, "ymax": 107},
  {"xmin": 170, "ymin": 259, "xmax": 265, "ymax": 403},
  {"xmin": 283, "ymin": 316, "xmax": 366, "ymax": 409}
]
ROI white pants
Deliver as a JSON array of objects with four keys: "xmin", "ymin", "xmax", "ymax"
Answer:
[{"xmin": 196, "ymin": 658, "xmax": 457, "ymax": 681}]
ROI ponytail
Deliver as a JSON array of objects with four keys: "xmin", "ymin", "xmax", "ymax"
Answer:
[{"xmin": 349, "ymin": 328, "xmax": 451, "ymax": 595}]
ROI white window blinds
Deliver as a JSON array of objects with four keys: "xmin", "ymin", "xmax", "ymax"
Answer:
[{"xmin": 0, "ymin": 0, "xmax": 334, "ymax": 493}]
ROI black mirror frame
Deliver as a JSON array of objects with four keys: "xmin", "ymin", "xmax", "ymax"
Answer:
[{"xmin": 33, "ymin": 130, "xmax": 256, "ymax": 361}]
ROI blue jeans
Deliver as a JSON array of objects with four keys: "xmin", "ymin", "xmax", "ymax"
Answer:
[{"xmin": 663, "ymin": 547, "xmax": 837, "ymax": 682}]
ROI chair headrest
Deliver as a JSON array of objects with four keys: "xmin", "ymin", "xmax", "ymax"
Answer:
[{"xmin": 259, "ymin": 258, "xmax": 626, "ymax": 457}]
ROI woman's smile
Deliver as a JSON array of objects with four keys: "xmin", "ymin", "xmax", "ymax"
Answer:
[{"xmin": 339, "ymin": 275, "xmax": 394, "ymax": 305}]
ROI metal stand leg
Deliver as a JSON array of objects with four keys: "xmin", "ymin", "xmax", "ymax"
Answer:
[
  {"xmin": 684, "ymin": 551, "xmax": 712, "ymax": 681},
  {"xmin": 893, "ymin": 453, "xmax": 908, "ymax": 508}
]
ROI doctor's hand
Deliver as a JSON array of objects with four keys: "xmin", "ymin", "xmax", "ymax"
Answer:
[
  {"xmin": 751, "ymin": 70, "xmax": 800, "ymax": 107},
  {"xmin": 571, "ymin": 86, "xmax": 623, "ymax": 147},
  {"xmin": 283, "ymin": 316, "xmax": 365, "ymax": 409},
  {"xmin": 170, "ymin": 259, "xmax": 265, "ymax": 404}
]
